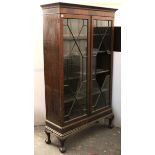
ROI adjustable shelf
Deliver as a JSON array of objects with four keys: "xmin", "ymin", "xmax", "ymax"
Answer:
[
  {"xmin": 64, "ymin": 35, "xmax": 87, "ymax": 40},
  {"xmin": 74, "ymin": 70, "xmax": 110, "ymax": 75},
  {"xmin": 93, "ymin": 49, "xmax": 111, "ymax": 55},
  {"xmin": 95, "ymin": 69, "xmax": 110, "ymax": 74},
  {"xmin": 93, "ymin": 33, "xmax": 111, "ymax": 36}
]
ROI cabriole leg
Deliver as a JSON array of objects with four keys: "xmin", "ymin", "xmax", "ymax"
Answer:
[
  {"xmin": 108, "ymin": 114, "xmax": 114, "ymax": 128},
  {"xmin": 45, "ymin": 130, "xmax": 51, "ymax": 144},
  {"xmin": 58, "ymin": 138, "xmax": 66, "ymax": 153}
]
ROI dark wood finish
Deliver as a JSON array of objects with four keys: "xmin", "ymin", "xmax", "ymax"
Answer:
[
  {"xmin": 114, "ymin": 27, "xmax": 121, "ymax": 51},
  {"xmin": 41, "ymin": 2, "xmax": 117, "ymax": 11},
  {"xmin": 45, "ymin": 130, "xmax": 51, "ymax": 144},
  {"xmin": 41, "ymin": 2, "xmax": 117, "ymax": 17},
  {"xmin": 105, "ymin": 114, "xmax": 114, "ymax": 128},
  {"xmin": 91, "ymin": 16, "xmax": 114, "ymax": 113},
  {"xmin": 110, "ymin": 19, "xmax": 115, "ymax": 107},
  {"xmin": 90, "ymin": 15, "xmax": 93, "ymax": 114},
  {"xmin": 59, "ymin": 13, "xmax": 64, "ymax": 125},
  {"xmin": 60, "ymin": 8, "xmax": 115, "ymax": 17},
  {"xmin": 43, "ymin": 14, "xmax": 63, "ymax": 126},
  {"xmin": 92, "ymin": 15, "xmax": 114, "ymax": 20},
  {"xmin": 58, "ymin": 138, "xmax": 66, "ymax": 153},
  {"xmin": 60, "ymin": 13, "xmax": 91, "ymax": 124},
  {"xmin": 41, "ymin": 2, "xmax": 117, "ymax": 153},
  {"xmin": 46, "ymin": 107, "xmax": 112, "ymax": 133},
  {"xmin": 43, "ymin": 7, "xmax": 115, "ymax": 17}
]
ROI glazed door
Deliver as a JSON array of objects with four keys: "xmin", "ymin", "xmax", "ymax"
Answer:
[
  {"xmin": 91, "ymin": 16, "xmax": 113, "ymax": 112},
  {"xmin": 62, "ymin": 14, "xmax": 90, "ymax": 121}
]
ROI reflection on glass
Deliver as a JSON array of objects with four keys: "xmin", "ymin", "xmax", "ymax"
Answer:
[
  {"xmin": 63, "ymin": 18, "xmax": 88, "ymax": 121},
  {"xmin": 92, "ymin": 20, "xmax": 112, "ymax": 111}
]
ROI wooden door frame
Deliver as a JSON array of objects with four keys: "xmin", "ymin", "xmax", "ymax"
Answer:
[
  {"xmin": 60, "ymin": 13, "xmax": 91, "ymax": 125},
  {"xmin": 90, "ymin": 15, "xmax": 115, "ymax": 115}
]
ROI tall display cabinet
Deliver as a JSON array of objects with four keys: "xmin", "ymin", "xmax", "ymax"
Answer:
[{"xmin": 41, "ymin": 2, "xmax": 117, "ymax": 153}]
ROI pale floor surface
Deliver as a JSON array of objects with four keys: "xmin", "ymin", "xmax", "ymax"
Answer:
[{"xmin": 34, "ymin": 124, "xmax": 121, "ymax": 155}]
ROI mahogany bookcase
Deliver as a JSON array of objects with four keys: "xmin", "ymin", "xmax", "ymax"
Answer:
[{"xmin": 41, "ymin": 2, "xmax": 117, "ymax": 153}]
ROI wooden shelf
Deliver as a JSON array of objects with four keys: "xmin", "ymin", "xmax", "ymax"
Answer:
[
  {"xmin": 64, "ymin": 76, "xmax": 80, "ymax": 81},
  {"xmin": 93, "ymin": 33, "xmax": 110, "ymax": 36},
  {"xmin": 64, "ymin": 55, "xmax": 87, "ymax": 59},
  {"xmin": 93, "ymin": 49, "xmax": 111, "ymax": 55},
  {"xmin": 64, "ymin": 35, "xmax": 87, "ymax": 40},
  {"xmin": 95, "ymin": 69, "xmax": 110, "ymax": 74},
  {"xmin": 74, "ymin": 69, "xmax": 110, "ymax": 75}
]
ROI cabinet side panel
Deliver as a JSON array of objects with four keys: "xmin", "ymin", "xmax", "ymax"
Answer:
[{"xmin": 43, "ymin": 14, "xmax": 62, "ymax": 125}]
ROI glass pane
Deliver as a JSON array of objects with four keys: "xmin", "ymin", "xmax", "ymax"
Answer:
[
  {"xmin": 92, "ymin": 20, "xmax": 112, "ymax": 111},
  {"xmin": 63, "ymin": 18, "xmax": 88, "ymax": 121}
]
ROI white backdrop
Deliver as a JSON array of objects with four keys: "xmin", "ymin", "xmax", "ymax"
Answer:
[
  {"xmin": 2, "ymin": 1, "xmax": 155, "ymax": 155},
  {"xmin": 34, "ymin": 0, "xmax": 121, "ymax": 127}
]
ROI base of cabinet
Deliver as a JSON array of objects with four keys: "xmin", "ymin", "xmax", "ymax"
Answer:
[{"xmin": 45, "ymin": 113, "xmax": 114, "ymax": 153}]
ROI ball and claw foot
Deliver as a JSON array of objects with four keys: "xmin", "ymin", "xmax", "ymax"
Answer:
[
  {"xmin": 59, "ymin": 146, "xmax": 66, "ymax": 153},
  {"xmin": 45, "ymin": 130, "xmax": 51, "ymax": 144},
  {"xmin": 59, "ymin": 139, "xmax": 66, "ymax": 153}
]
